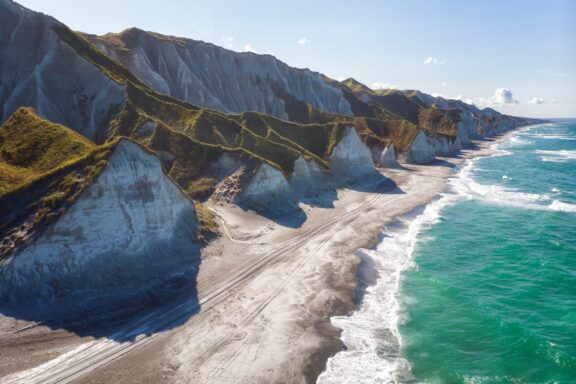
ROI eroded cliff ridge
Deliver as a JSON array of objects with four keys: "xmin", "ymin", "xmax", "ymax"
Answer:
[
  {"xmin": 0, "ymin": 140, "xmax": 199, "ymax": 304},
  {"xmin": 0, "ymin": 0, "xmax": 544, "ymax": 305}
]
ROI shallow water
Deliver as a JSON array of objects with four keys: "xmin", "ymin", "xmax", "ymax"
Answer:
[
  {"xmin": 318, "ymin": 122, "xmax": 576, "ymax": 383},
  {"xmin": 402, "ymin": 122, "xmax": 576, "ymax": 383}
]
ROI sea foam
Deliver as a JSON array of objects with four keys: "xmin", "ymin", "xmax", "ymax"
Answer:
[
  {"xmin": 526, "ymin": 133, "xmax": 576, "ymax": 141},
  {"xmin": 536, "ymin": 149, "xmax": 576, "ymax": 163},
  {"xmin": 318, "ymin": 126, "xmax": 575, "ymax": 383},
  {"xmin": 549, "ymin": 200, "xmax": 576, "ymax": 212},
  {"xmin": 318, "ymin": 180, "xmax": 463, "ymax": 383},
  {"xmin": 451, "ymin": 160, "xmax": 554, "ymax": 209}
]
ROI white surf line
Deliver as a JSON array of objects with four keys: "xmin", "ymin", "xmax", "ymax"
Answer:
[
  {"xmin": 318, "ymin": 188, "xmax": 463, "ymax": 384},
  {"xmin": 318, "ymin": 129, "xmax": 536, "ymax": 383}
]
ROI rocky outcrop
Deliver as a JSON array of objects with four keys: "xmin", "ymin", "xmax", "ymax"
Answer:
[
  {"xmin": 397, "ymin": 90, "xmax": 545, "ymax": 164},
  {"xmin": 372, "ymin": 144, "xmax": 399, "ymax": 168},
  {"xmin": 329, "ymin": 127, "xmax": 375, "ymax": 183},
  {"xmin": 0, "ymin": 140, "xmax": 199, "ymax": 304},
  {"xmin": 0, "ymin": 0, "xmax": 125, "ymax": 141},
  {"xmin": 403, "ymin": 131, "xmax": 436, "ymax": 164},
  {"xmin": 402, "ymin": 131, "xmax": 462, "ymax": 164},
  {"xmin": 290, "ymin": 156, "xmax": 329, "ymax": 197},
  {"xmin": 238, "ymin": 127, "xmax": 381, "ymax": 210},
  {"xmin": 240, "ymin": 163, "xmax": 293, "ymax": 209},
  {"xmin": 89, "ymin": 28, "xmax": 352, "ymax": 119}
]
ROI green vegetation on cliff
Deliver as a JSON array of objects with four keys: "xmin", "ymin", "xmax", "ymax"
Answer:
[
  {"xmin": 52, "ymin": 24, "xmax": 456, "ymax": 178},
  {"xmin": 0, "ymin": 107, "xmax": 96, "ymax": 196},
  {"xmin": 0, "ymin": 102, "xmax": 139, "ymax": 257}
]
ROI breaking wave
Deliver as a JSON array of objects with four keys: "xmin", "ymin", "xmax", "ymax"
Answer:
[
  {"xmin": 526, "ymin": 133, "xmax": 576, "ymax": 141},
  {"xmin": 452, "ymin": 161, "xmax": 550, "ymax": 208},
  {"xmin": 536, "ymin": 150, "xmax": 576, "ymax": 163},
  {"xmin": 507, "ymin": 136, "xmax": 532, "ymax": 146},
  {"xmin": 549, "ymin": 200, "xmax": 576, "ymax": 212},
  {"xmin": 319, "ymin": 124, "xmax": 575, "ymax": 384},
  {"xmin": 317, "ymin": 191, "xmax": 461, "ymax": 384}
]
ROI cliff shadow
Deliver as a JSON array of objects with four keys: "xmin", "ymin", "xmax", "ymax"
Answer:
[
  {"xmin": 0, "ymin": 215, "xmax": 203, "ymax": 343},
  {"xmin": 300, "ymin": 168, "xmax": 404, "ymax": 209},
  {"xmin": 431, "ymin": 158, "xmax": 459, "ymax": 168},
  {"xmin": 237, "ymin": 169, "xmax": 404, "ymax": 228},
  {"xmin": 236, "ymin": 199, "xmax": 308, "ymax": 229},
  {"xmin": 343, "ymin": 168, "xmax": 403, "ymax": 194},
  {"xmin": 0, "ymin": 276, "xmax": 201, "ymax": 343}
]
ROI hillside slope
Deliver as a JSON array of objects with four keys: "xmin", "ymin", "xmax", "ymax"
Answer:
[
  {"xmin": 87, "ymin": 28, "xmax": 353, "ymax": 119},
  {"xmin": 0, "ymin": 139, "xmax": 200, "ymax": 304},
  {"xmin": 0, "ymin": 0, "xmax": 125, "ymax": 141},
  {"xmin": 0, "ymin": 107, "xmax": 96, "ymax": 195}
]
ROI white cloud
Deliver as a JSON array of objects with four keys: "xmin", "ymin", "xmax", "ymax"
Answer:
[
  {"xmin": 527, "ymin": 97, "xmax": 545, "ymax": 104},
  {"xmin": 492, "ymin": 88, "xmax": 518, "ymax": 105},
  {"xmin": 424, "ymin": 56, "xmax": 446, "ymax": 65},
  {"xmin": 442, "ymin": 82, "xmax": 447, "ymax": 88},
  {"xmin": 243, "ymin": 44, "xmax": 257, "ymax": 53},
  {"xmin": 298, "ymin": 37, "xmax": 311, "ymax": 46},
  {"xmin": 220, "ymin": 36, "xmax": 234, "ymax": 49},
  {"xmin": 371, "ymin": 82, "xmax": 396, "ymax": 90},
  {"xmin": 471, "ymin": 88, "xmax": 519, "ymax": 107}
]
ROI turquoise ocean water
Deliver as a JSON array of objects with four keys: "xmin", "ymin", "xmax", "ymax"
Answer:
[
  {"xmin": 319, "ymin": 122, "xmax": 576, "ymax": 384},
  {"xmin": 401, "ymin": 121, "xmax": 576, "ymax": 383}
]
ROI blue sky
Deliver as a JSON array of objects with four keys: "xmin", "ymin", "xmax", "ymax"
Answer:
[{"xmin": 18, "ymin": 0, "xmax": 576, "ymax": 118}]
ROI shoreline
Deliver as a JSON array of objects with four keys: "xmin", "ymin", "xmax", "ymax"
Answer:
[
  {"xmin": 318, "ymin": 126, "xmax": 539, "ymax": 383},
  {"xmin": 0, "ymin": 127, "xmax": 536, "ymax": 384}
]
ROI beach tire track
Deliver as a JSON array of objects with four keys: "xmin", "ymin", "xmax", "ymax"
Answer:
[{"xmin": 4, "ymin": 191, "xmax": 393, "ymax": 384}]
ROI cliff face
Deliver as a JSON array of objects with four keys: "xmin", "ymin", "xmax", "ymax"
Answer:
[
  {"xmin": 240, "ymin": 163, "xmax": 293, "ymax": 208},
  {"xmin": 373, "ymin": 144, "xmax": 399, "ymax": 168},
  {"xmin": 402, "ymin": 131, "xmax": 461, "ymax": 164},
  {"xmin": 238, "ymin": 127, "xmax": 378, "ymax": 210},
  {"xmin": 0, "ymin": 0, "xmax": 125, "ymax": 142},
  {"xmin": 290, "ymin": 156, "xmax": 329, "ymax": 197},
  {"xmin": 400, "ymin": 111, "xmax": 537, "ymax": 165},
  {"xmin": 0, "ymin": 140, "xmax": 199, "ymax": 304},
  {"xmin": 329, "ymin": 127, "xmax": 376, "ymax": 183},
  {"xmin": 391, "ymin": 91, "xmax": 542, "ymax": 164},
  {"xmin": 88, "ymin": 28, "xmax": 353, "ymax": 119},
  {"xmin": 0, "ymin": 0, "xmax": 545, "ymax": 306}
]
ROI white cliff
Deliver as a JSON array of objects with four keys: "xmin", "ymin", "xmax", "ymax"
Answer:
[
  {"xmin": 239, "ymin": 127, "xmax": 380, "ymax": 210},
  {"xmin": 456, "ymin": 110, "xmax": 477, "ymax": 145},
  {"xmin": 289, "ymin": 156, "xmax": 330, "ymax": 197},
  {"xmin": 240, "ymin": 163, "xmax": 293, "ymax": 208},
  {"xmin": 372, "ymin": 144, "xmax": 399, "ymax": 168},
  {"xmin": 90, "ymin": 28, "xmax": 353, "ymax": 119},
  {"xmin": 0, "ymin": 0, "xmax": 125, "ymax": 141},
  {"xmin": 403, "ymin": 131, "xmax": 462, "ymax": 164},
  {"xmin": 0, "ymin": 140, "xmax": 199, "ymax": 304},
  {"xmin": 403, "ymin": 131, "xmax": 435, "ymax": 164},
  {"xmin": 329, "ymin": 127, "xmax": 375, "ymax": 183}
]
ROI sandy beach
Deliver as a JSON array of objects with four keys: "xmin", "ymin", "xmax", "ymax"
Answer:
[{"xmin": 0, "ymin": 133, "xmax": 519, "ymax": 384}]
